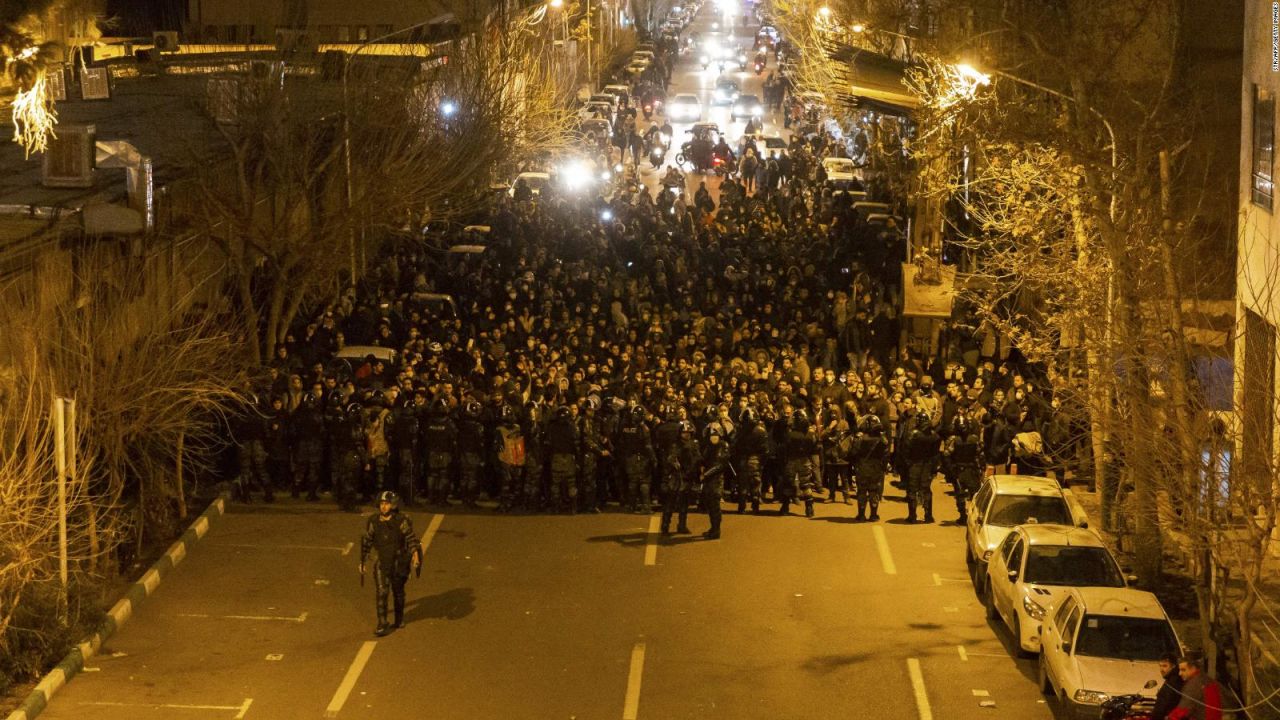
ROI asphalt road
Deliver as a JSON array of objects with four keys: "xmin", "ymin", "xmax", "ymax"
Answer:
[
  {"xmin": 36, "ymin": 473, "xmax": 1069, "ymax": 720},
  {"xmin": 632, "ymin": 2, "xmax": 788, "ymax": 203}
]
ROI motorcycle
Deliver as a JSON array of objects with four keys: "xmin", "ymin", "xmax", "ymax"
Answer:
[
  {"xmin": 753, "ymin": 59, "xmax": 765, "ymax": 75},
  {"xmin": 649, "ymin": 143, "xmax": 666, "ymax": 168},
  {"xmin": 1099, "ymin": 695, "xmax": 1155, "ymax": 720}
]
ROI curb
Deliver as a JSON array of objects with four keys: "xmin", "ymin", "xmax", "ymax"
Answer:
[{"xmin": 5, "ymin": 496, "xmax": 227, "ymax": 720}]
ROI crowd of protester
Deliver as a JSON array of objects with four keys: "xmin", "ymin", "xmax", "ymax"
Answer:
[
  {"xmin": 230, "ymin": 16, "xmax": 1091, "ymax": 531},
  {"xmin": 232, "ymin": 133, "xmax": 1089, "ymax": 531}
]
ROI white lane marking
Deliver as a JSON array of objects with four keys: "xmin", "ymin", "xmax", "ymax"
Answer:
[
  {"xmin": 213, "ymin": 543, "xmax": 349, "ymax": 553},
  {"xmin": 324, "ymin": 641, "xmax": 377, "ymax": 718},
  {"xmin": 943, "ymin": 606, "xmax": 959, "ymax": 613},
  {"xmin": 957, "ymin": 645, "xmax": 969, "ymax": 661},
  {"xmin": 420, "ymin": 514, "xmax": 444, "ymax": 556},
  {"xmin": 907, "ymin": 658, "xmax": 933, "ymax": 720},
  {"xmin": 644, "ymin": 516, "xmax": 660, "ymax": 567},
  {"xmin": 965, "ymin": 651, "xmax": 1012, "ymax": 658},
  {"xmin": 932, "ymin": 573, "xmax": 942, "ymax": 586},
  {"xmin": 78, "ymin": 700, "xmax": 253, "ymax": 714},
  {"xmin": 873, "ymin": 526, "xmax": 897, "ymax": 575},
  {"xmin": 341, "ymin": 542, "xmax": 354, "ymax": 556},
  {"xmin": 972, "ymin": 689, "xmax": 990, "ymax": 696},
  {"xmin": 623, "ymin": 642, "xmax": 647, "ymax": 720},
  {"xmin": 178, "ymin": 611, "xmax": 307, "ymax": 623}
]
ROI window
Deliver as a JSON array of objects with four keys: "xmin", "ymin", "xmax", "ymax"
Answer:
[
  {"xmin": 336, "ymin": 25, "xmax": 350, "ymax": 42},
  {"xmin": 1023, "ymin": 546, "xmax": 1125, "ymax": 587},
  {"xmin": 1074, "ymin": 615, "xmax": 1179, "ymax": 661},
  {"xmin": 355, "ymin": 25, "xmax": 369, "ymax": 42},
  {"xmin": 997, "ymin": 533, "xmax": 1019, "ymax": 565},
  {"xmin": 1062, "ymin": 607, "xmax": 1082, "ymax": 646},
  {"xmin": 1243, "ymin": 309, "xmax": 1275, "ymax": 494},
  {"xmin": 318, "ymin": 25, "xmax": 336, "ymax": 42},
  {"xmin": 973, "ymin": 482, "xmax": 992, "ymax": 520},
  {"xmin": 1053, "ymin": 596, "xmax": 1076, "ymax": 629},
  {"xmin": 375, "ymin": 24, "xmax": 392, "ymax": 40},
  {"xmin": 1254, "ymin": 84, "xmax": 1274, "ymax": 209},
  {"xmin": 986, "ymin": 494, "xmax": 1071, "ymax": 527},
  {"xmin": 1006, "ymin": 538, "xmax": 1025, "ymax": 574}
]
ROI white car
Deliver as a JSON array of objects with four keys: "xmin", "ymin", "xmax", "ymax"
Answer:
[
  {"xmin": 588, "ymin": 93, "xmax": 618, "ymax": 114},
  {"xmin": 965, "ymin": 474, "xmax": 1087, "ymax": 594},
  {"xmin": 669, "ymin": 94, "xmax": 702, "ymax": 121},
  {"xmin": 984, "ymin": 525, "xmax": 1127, "ymax": 656},
  {"xmin": 631, "ymin": 50, "xmax": 655, "ymax": 64},
  {"xmin": 822, "ymin": 157, "xmax": 860, "ymax": 185},
  {"xmin": 508, "ymin": 171, "xmax": 551, "ymax": 198},
  {"xmin": 578, "ymin": 101, "xmax": 613, "ymax": 121},
  {"xmin": 602, "ymin": 84, "xmax": 632, "ymax": 107},
  {"xmin": 1038, "ymin": 587, "xmax": 1180, "ymax": 717}
]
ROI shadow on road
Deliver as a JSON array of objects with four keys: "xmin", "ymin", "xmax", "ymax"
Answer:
[
  {"xmin": 801, "ymin": 652, "xmax": 873, "ymax": 675},
  {"xmin": 584, "ymin": 532, "xmax": 649, "ymax": 548},
  {"xmin": 405, "ymin": 587, "xmax": 476, "ymax": 622}
]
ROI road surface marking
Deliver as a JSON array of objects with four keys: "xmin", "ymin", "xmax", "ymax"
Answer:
[
  {"xmin": 341, "ymin": 541, "xmax": 354, "ymax": 556},
  {"xmin": 907, "ymin": 658, "xmax": 933, "ymax": 720},
  {"xmin": 420, "ymin": 513, "xmax": 444, "ymax": 556},
  {"xmin": 77, "ymin": 699, "xmax": 254, "ymax": 716},
  {"xmin": 957, "ymin": 645, "xmax": 968, "ymax": 661},
  {"xmin": 179, "ymin": 611, "xmax": 307, "ymax": 623},
  {"xmin": 213, "ymin": 543, "xmax": 350, "ymax": 553},
  {"xmin": 324, "ymin": 641, "xmax": 377, "ymax": 718},
  {"xmin": 623, "ymin": 642, "xmax": 646, "ymax": 720},
  {"xmin": 932, "ymin": 573, "xmax": 942, "ymax": 586},
  {"xmin": 644, "ymin": 516, "xmax": 660, "ymax": 566},
  {"xmin": 943, "ymin": 606, "xmax": 959, "ymax": 613},
  {"xmin": 972, "ymin": 689, "xmax": 990, "ymax": 696},
  {"xmin": 873, "ymin": 526, "xmax": 897, "ymax": 575},
  {"xmin": 965, "ymin": 651, "xmax": 1011, "ymax": 658}
]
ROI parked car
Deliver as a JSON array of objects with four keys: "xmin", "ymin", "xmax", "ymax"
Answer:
[
  {"xmin": 822, "ymin": 156, "xmax": 860, "ymax": 185},
  {"xmin": 668, "ymin": 93, "xmax": 703, "ymax": 121},
  {"xmin": 965, "ymin": 474, "xmax": 1087, "ymax": 594},
  {"xmin": 984, "ymin": 524, "xmax": 1127, "ymax": 656},
  {"xmin": 578, "ymin": 100, "xmax": 614, "ymax": 121},
  {"xmin": 1038, "ymin": 587, "xmax": 1180, "ymax": 718},
  {"xmin": 601, "ymin": 84, "xmax": 631, "ymax": 107}
]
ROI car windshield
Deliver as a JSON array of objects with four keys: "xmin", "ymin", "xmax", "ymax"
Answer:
[
  {"xmin": 1074, "ymin": 615, "xmax": 1179, "ymax": 661},
  {"xmin": 986, "ymin": 494, "xmax": 1070, "ymax": 527},
  {"xmin": 1023, "ymin": 546, "xmax": 1125, "ymax": 587}
]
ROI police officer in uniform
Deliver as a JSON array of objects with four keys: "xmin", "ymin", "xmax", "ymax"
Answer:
[
  {"xmin": 293, "ymin": 391, "xmax": 326, "ymax": 501},
  {"xmin": 947, "ymin": 414, "xmax": 984, "ymax": 523},
  {"xmin": 421, "ymin": 399, "xmax": 457, "ymax": 506},
  {"xmin": 616, "ymin": 405, "xmax": 656, "ymax": 513},
  {"xmin": 546, "ymin": 405, "xmax": 581, "ymax": 513},
  {"xmin": 492, "ymin": 405, "xmax": 525, "ymax": 512},
  {"xmin": 332, "ymin": 401, "xmax": 366, "ymax": 512},
  {"xmin": 733, "ymin": 408, "xmax": 768, "ymax": 514},
  {"xmin": 700, "ymin": 422, "xmax": 732, "ymax": 539},
  {"xmin": 652, "ymin": 405, "xmax": 684, "ymax": 518},
  {"xmin": 660, "ymin": 420, "xmax": 700, "ymax": 534},
  {"xmin": 391, "ymin": 392, "xmax": 422, "ymax": 506},
  {"xmin": 233, "ymin": 393, "xmax": 272, "ymax": 502},
  {"xmin": 521, "ymin": 402, "xmax": 547, "ymax": 511},
  {"xmin": 851, "ymin": 414, "xmax": 889, "ymax": 521},
  {"xmin": 359, "ymin": 491, "xmax": 420, "ymax": 637},
  {"xmin": 455, "ymin": 401, "xmax": 487, "ymax": 508},
  {"xmin": 578, "ymin": 398, "xmax": 605, "ymax": 513},
  {"xmin": 902, "ymin": 411, "xmax": 942, "ymax": 523},
  {"xmin": 783, "ymin": 409, "xmax": 820, "ymax": 517}
]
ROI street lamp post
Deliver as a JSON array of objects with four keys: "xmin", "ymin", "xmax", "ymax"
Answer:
[{"xmin": 342, "ymin": 19, "xmax": 442, "ymax": 281}]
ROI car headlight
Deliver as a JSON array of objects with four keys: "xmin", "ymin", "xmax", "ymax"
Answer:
[
  {"xmin": 1073, "ymin": 689, "xmax": 1111, "ymax": 705},
  {"xmin": 752, "ymin": 105, "xmax": 762, "ymax": 114},
  {"xmin": 1021, "ymin": 596, "xmax": 1046, "ymax": 621},
  {"xmin": 700, "ymin": 55, "xmax": 709, "ymax": 64}
]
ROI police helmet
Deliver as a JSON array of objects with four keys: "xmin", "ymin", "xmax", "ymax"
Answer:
[
  {"xmin": 791, "ymin": 408, "xmax": 809, "ymax": 427},
  {"xmin": 555, "ymin": 405, "xmax": 572, "ymax": 420},
  {"xmin": 952, "ymin": 414, "xmax": 971, "ymax": 435},
  {"xmin": 705, "ymin": 422, "xmax": 724, "ymax": 439},
  {"xmin": 499, "ymin": 405, "xmax": 516, "ymax": 422},
  {"xmin": 430, "ymin": 398, "xmax": 449, "ymax": 414},
  {"xmin": 464, "ymin": 400, "xmax": 482, "ymax": 418},
  {"xmin": 345, "ymin": 402, "xmax": 363, "ymax": 416},
  {"xmin": 860, "ymin": 414, "xmax": 883, "ymax": 434},
  {"xmin": 630, "ymin": 405, "xmax": 647, "ymax": 420},
  {"xmin": 377, "ymin": 490, "xmax": 400, "ymax": 508},
  {"xmin": 740, "ymin": 407, "xmax": 757, "ymax": 425},
  {"xmin": 679, "ymin": 420, "xmax": 695, "ymax": 434}
]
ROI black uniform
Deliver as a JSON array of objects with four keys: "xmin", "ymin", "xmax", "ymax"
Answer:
[
  {"xmin": 421, "ymin": 407, "xmax": 456, "ymax": 505},
  {"xmin": 545, "ymin": 411, "xmax": 580, "ymax": 512},
  {"xmin": 456, "ymin": 413, "xmax": 487, "ymax": 507},
  {"xmin": 359, "ymin": 508, "xmax": 419, "ymax": 634},
  {"xmin": 732, "ymin": 420, "xmax": 768, "ymax": 513},
  {"xmin": 700, "ymin": 433, "xmax": 732, "ymax": 538},
  {"xmin": 902, "ymin": 415, "xmax": 942, "ymax": 522}
]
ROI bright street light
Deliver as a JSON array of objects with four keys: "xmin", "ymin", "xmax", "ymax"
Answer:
[
  {"xmin": 954, "ymin": 63, "xmax": 991, "ymax": 87},
  {"xmin": 851, "ymin": 23, "xmax": 865, "ymax": 33},
  {"xmin": 548, "ymin": 0, "xmax": 563, "ymax": 8},
  {"xmin": 440, "ymin": 99, "xmax": 458, "ymax": 117},
  {"xmin": 817, "ymin": 5, "xmax": 832, "ymax": 19}
]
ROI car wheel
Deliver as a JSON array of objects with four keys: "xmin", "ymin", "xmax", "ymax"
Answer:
[
  {"xmin": 1038, "ymin": 653, "xmax": 1053, "ymax": 695},
  {"xmin": 1011, "ymin": 615, "xmax": 1032, "ymax": 659}
]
